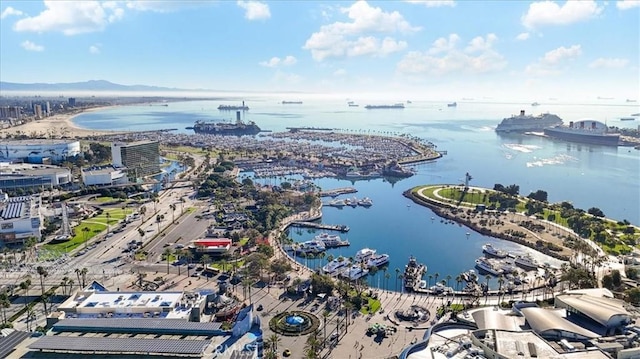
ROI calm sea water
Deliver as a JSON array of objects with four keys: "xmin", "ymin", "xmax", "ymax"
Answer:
[{"xmin": 73, "ymin": 96, "xmax": 640, "ymax": 289}]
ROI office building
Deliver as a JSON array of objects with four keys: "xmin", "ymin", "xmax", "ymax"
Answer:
[
  {"xmin": 111, "ymin": 141, "xmax": 160, "ymax": 180},
  {"xmin": 0, "ymin": 193, "xmax": 42, "ymax": 245}
]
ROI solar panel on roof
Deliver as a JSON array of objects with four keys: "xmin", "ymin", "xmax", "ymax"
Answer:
[
  {"xmin": 29, "ymin": 336, "xmax": 210, "ymax": 355},
  {"xmin": 53, "ymin": 318, "xmax": 223, "ymax": 335}
]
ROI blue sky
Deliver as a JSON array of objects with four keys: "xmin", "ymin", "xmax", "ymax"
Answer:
[{"xmin": 0, "ymin": 0, "xmax": 638, "ymax": 100}]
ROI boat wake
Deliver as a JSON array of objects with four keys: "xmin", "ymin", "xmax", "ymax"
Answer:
[
  {"xmin": 502, "ymin": 143, "xmax": 541, "ymax": 153},
  {"xmin": 526, "ymin": 154, "xmax": 578, "ymax": 167}
]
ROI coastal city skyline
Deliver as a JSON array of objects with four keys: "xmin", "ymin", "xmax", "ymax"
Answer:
[{"xmin": 1, "ymin": 0, "xmax": 639, "ymax": 101}]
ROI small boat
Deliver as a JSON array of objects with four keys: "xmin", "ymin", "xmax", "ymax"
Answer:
[
  {"xmin": 357, "ymin": 197, "xmax": 373, "ymax": 207},
  {"xmin": 514, "ymin": 254, "xmax": 540, "ymax": 270},
  {"xmin": 620, "ymin": 117, "xmax": 635, "ymax": 121},
  {"xmin": 328, "ymin": 199, "xmax": 346, "ymax": 207},
  {"xmin": 447, "ymin": 102, "xmax": 457, "ymax": 107}
]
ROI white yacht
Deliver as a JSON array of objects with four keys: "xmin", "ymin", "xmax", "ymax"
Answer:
[
  {"xmin": 354, "ymin": 248, "xmax": 376, "ymax": 263},
  {"xmin": 357, "ymin": 197, "xmax": 373, "ymax": 207},
  {"xmin": 298, "ymin": 240, "xmax": 326, "ymax": 254},
  {"xmin": 328, "ymin": 199, "xmax": 346, "ymax": 207},
  {"xmin": 366, "ymin": 253, "xmax": 389, "ymax": 268},
  {"xmin": 475, "ymin": 257, "xmax": 503, "ymax": 276},
  {"xmin": 515, "ymin": 255, "xmax": 539, "ymax": 270},
  {"xmin": 322, "ymin": 256, "xmax": 351, "ymax": 275},
  {"xmin": 482, "ymin": 243, "xmax": 508, "ymax": 258},
  {"xmin": 315, "ymin": 232, "xmax": 349, "ymax": 248},
  {"xmin": 342, "ymin": 265, "xmax": 369, "ymax": 280},
  {"xmin": 499, "ymin": 261, "xmax": 518, "ymax": 274}
]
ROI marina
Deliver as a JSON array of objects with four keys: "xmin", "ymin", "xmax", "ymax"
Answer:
[
  {"xmin": 289, "ymin": 221, "xmax": 350, "ymax": 232},
  {"xmin": 319, "ymin": 187, "xmax": 358, "ymax": 197}
]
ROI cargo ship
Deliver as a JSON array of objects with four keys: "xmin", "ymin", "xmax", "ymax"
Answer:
[
  {"xmin": 543, "ymin": 119, "xmax": 620, "ymax": 146},
  {"xmin": 364, "ymin": 103, "xmax": 405, "ymax": 109},
  {"xmin": 218, "ymin": 101, "xmax": 249, "ymax": 111},
  {"xmin": 495, "ymin": 110, "xmax": 563, "ymax": 133}
]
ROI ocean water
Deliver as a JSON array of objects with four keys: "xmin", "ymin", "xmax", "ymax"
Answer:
[{"xmin": 73, "ymin": 97, "xmax": 640, "ymax": 289}]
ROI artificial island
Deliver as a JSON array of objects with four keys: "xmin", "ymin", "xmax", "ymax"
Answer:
[{"xmin": 0, "ymin": 96, "xmax": 639, "ymax": 359}]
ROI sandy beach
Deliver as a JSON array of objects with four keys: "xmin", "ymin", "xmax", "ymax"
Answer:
[{"xmin": 0, "ymin": 106, "xmax": 120, "ymax": 138}]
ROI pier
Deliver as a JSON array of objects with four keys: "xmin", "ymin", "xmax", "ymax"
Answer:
[
  {"xmin": 290, "ymin": 221, "xmax": 350, "ymax": 232},
  {"xmin": 286, "ymin": 126, "xmax": 335, "ymax": 132},
  {"xmin": 319, "ymin": 187, "xmax": 357, "ymax": 197}
]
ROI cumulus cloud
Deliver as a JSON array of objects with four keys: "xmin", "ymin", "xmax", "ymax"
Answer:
[
  {"xmin": 1, "ymin": 6, "xmax": 23, "ymax": 19},
  {"xmin": 259, "ymin": 55, "xmax": 297, "ymax": 67},
  {"xmin": 13, "ymin": 1, "xmax": 125, "ymax": 35},
  {"xmin": 21, "ymin": 40, "xmax": 44, "ymax": 52},
  {"xmin": 521, "ymin": 0, "xmax": 603, "ymax": 29},
  {"xmin": 237, "ymin": 1, "xmax": 270, "ymax": 20},
  {"xmin": 404, "ymin": 0, "xmax": 456, "ymax": 7},
  {"xmin": 617, "ymin": 0, "xmax": 640, "ymax": 10},
  {"xmin": 397, "ymin": 33, "xmax": 506, "ymax": 76},
  {"xmin": 589, "ymin": 57, "xmax": 629, "ymax": 69},
  {"xmin": 125, "ymin": 0, "xmax": 208, "ymax": 12},
  {"xmin": 333, "ymin": 69, "xmax": 347, "ymax": 76},
  {"xmin": 516, "ymin": 32, "xmax": 530, "ymax": 41},
  {"xmin": 89, "ymin": 44, "xmax": 101, "ymax": 54},
  {"xmin": 304, "ymin": 1, "xmax": 419, "ymax": 61},
  {"xmin": 525, "ymin": 45, "xmax": 582, "ymax": 76}
]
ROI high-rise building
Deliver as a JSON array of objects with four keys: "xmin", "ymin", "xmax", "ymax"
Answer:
[
  {"xmin": 33, "ymin": 104, "xmax": 43, "ymax": 119},
  {"xmin": 0, "ymin": 106, "xmax": 22, "ymax": 120},
  {"xmin": 68, "ymin": 98, "xmax": 76, "ymax": 107},
  {"xmin": 111, "ymin": 141, "xmax": 160, "ymax": 180}
]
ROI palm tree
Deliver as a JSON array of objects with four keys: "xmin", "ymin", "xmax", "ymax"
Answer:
[
  {"xmin": 163, "ymin": 247, "xmax": 173, "ymax": 274},
  {"xmin": 139, "ymin": 205, "xmax": 147, "ymax": 222},
  {"xmin": 242, "ymin": 277, "xmax": 253, "ymax": 303},
  {"xmin": 385, "ymin": 272, "xmax": 391, "ymax": 291},
  {"xmin": 394, "ymin": 268, "xmax": 400, "ymax": 291},
  {"xmin": 183, "ymin": 250, "xmax": 194, "ymax": 277},
  {"xmin": 267, "ymin": 333, "xmax": 281, "ymax": 355},
  {"xmin": 321, "ymin": 310, "xmax": 330, "ymax": 345},
  {"xmin": 484, "ymin": 274, "xmax": 491, "ymax": 305},
  {"xmin": 170, "ymin": 203, "xmax": 176, "ymax": 223},
  {"xmin": 200, "ymin": 254, "xmax": 211, "ymax": 270},
  {"xmin": 428, "ymin": 274, "xmax": 433, "ymax": 290},
  {"xmin": 60, "ymin": 276, "xmax": 70, "ymax": 296},
  {"xmin": 106, "ymin": 212, "xmax": 111, "ymax": 233},
  {"xmin": 20, "ymin": 279, "xmax": 31, "ymax": 308},
  {"xmin": 81, "ymin": 226, "xmax": 90, "ymax": 249},
  {"xmin": 434, "ymin": 272, "xmax": 440, "ymax": 289},
  {"xmin": 497, "ymin": 275, "xmax": 505, "ymax": 305},
  {"xmin": 80, "ymin": 267, "xmax": 88, "ymax": 287},
  {"xmin": 74, "ymin": 268, "xmax": 81, "ymax": 288},
  {"xmin": 446, "ymin": 274, "xmax": 452, "ymax": 288},
  {"xmin": 36, "ymin": 266, "xmax": 48, "ymax": 313},
  {"xmin": 0, "ymin": 292, "xmax": 10, "ymax": 324},
  {"xmin": 174, "ymin": 249, "xmax": 184, "ymax": 276}
]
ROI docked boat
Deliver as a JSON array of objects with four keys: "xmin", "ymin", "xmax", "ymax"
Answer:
[
  {"xmin": 366, "ymin": 253, "xmax": 390, "ymax": 268},
  {"xmin": 499, "ymin": 260, "xmax": 518, "ymax": 274},
  {"xmin": 543, "ymin": 119, "xmax": 620, "ymax": 146},
  {"xmin": 475, "ymin": 257, "xmax": 503, "ymax": 276},
  {"xmin": 403, "ymin": 256, "xmax": 427, "ymax": 291},
  {"xmin": 342, "ymin": 265, "xmax": 369, "ymax": 280},
  {"xmin": 314, "ymin": 232, "xmax": 350, "ymax": 248},
  {"xmin": 461, "ymin": 269, "xmax": 478, "ymax": 283},
  {"xmin": 297, "ymin": 240, "xmax": 326, "ymax": 254},
  {"xmin": 357, "ymin": 197, "xmax": 373, "ymax": 207},
  {"xmin": 354, "ymin": 248, "xmax": 376, "ymax": 263},
  {"xmin": 482, "ymin": 243, "xmax": 508, "ymax": 258},
  {"xmin": 328, "ymin": 198, "xmax": 346, "ymax": 207},
  {"xmin": 514, "ymin": 255, "xmax": 540, "ymax": 270},
  {"xmin": 322, "ymin": 256, "xmax": 351, "ymax": 275},
  {"xmin": 495, "ymin": 110, "xmax": 563, "ymax": 133},
  {"xmin": 364, "ymin": 103, "xmax": 405, "ymax": 109}
]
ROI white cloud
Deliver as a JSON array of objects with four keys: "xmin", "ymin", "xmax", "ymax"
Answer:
[
  {"xmin": 333, "ymin": 69, "xmax": 347, "ymax": 76},
  {"xmin": 516, "ymin": 32, "xmax": 530, "ymax": 41},
  {"xmin": 617, "ymin": 0, "xmax": 640, "ymax": 10},
  {"xmin": 397, "ymin": 33, "xmax": 506, "ymax": 76},
  {"xmin": 21, "ymin": 40, "xmax": 44, "ymax": 52},
  {"xmin": 89, "ymin": 44, "xmax": 101, "ymax": 54},
  {"xmin": 13, "ymin": 1, "xmax": 125, "ymax": 35},
  {"xmin": 259, "ymin": 55, "xmax": 297, "ymax": 67},
  {"xmin": 525, "ymin": 44, "xmax": 582, "ymax": 76},
  {"xmin": 1, "ymin": 6, "xmax": 23, "ymax": 19},
  {"xmin": 125, "ymin": 1, "xmax": 207, "ymax": 12},
  {"xmin": 404, "ymin": 0, "xmax": 456, "ymax": 7},
  {"xmin": 304, "ymin": 1, "xmax": 420, "ymax": 61},
  {"xmin": 521, "ymin": 0, "xmax": 603, "ymax": 29},
  {"xmin": 589, "ymin": 57, "xmax": 629, "ymax": 69},
  {"xmin": 237, "ymin": 1, "xmax": 270, "ymax": 20}
]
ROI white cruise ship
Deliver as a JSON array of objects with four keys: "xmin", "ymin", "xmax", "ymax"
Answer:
[
  {"xmin": 495, "ymin": 110, "xmax": 563, "ymax": 133},
  {"xmin": 342, "ymin": 265, "xmax": 369, "ymax": 280},
  {"xmin": 322, "ymin": 257, "xmax": 351, "ymax": 275},
  {"xmin": 366, "ymin": 253, "xmax": 390, "ymax": 268}
]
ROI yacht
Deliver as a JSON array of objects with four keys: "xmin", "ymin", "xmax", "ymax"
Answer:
[
  {"xmin": 475, "ymin": 257, "xmax": 503, "ymax": 276},
  {"xmin": 482, "ymin": 243, "xmax": 508, "ymax": 258},
  {"xmin": 328, "ymin": 198, "xmax": 346, "ymax": 207},
  {"xmin": 357, "ymin": 197, "xmax": 373, "ymax": 207},
  {"xmin": 499, "ymin": 260, "xmax": 518, "ymax": 274},
  {"xmin": 342, "ymin": 265, "xmax": 369, "ymax": 280},
  {"xmin": 355, "ymin": 248, "xmax": 376, "ymax": 263},
  {"xmin": 315, "ymin": 232, "xmax": 350, "ymax": 248},
  {"xmin": 366, "ymin": 253, "xmax": 390, "ymax": 268},
  {"xmin": 297, "ymin": 240, "xmax": 326, "ymax": 254},
  {"xmin": 322, "ymin": 256, "xmax": 351, "ymax": 275},
  {"xmin": 515, "ymin": 255, "xmax": 540, "ymax": 270}
]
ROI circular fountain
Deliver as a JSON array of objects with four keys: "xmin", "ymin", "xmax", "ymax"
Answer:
[{"xmin": 269, "ymin": 311, "xmax": 320, "ymax": 336}]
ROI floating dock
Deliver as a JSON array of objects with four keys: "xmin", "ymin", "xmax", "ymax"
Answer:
[
  {"xmin": 290, "ymin": 221, "xmax": 350, "ymax": 232},
  {"xmin": 319, "ymin": 187, "xmax": 357, "ymax": 197}
]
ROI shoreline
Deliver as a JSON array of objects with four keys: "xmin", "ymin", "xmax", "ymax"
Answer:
[{"xmin": 0, "ymin": 105, "xmax": 124, "ymax": 138}]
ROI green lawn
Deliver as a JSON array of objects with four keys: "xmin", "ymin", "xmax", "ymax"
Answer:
[
  {"xmin": 43, "ymin": 221, "xmax": 107, "ymax": 252},
  {"xmin": 360, "ymin": 297, "xmax": 381, "ymax": 315}
]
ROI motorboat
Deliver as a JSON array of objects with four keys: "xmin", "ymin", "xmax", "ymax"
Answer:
[
  {"xmin": 328, "ymin": 199, "xmax": 346, "ymax": 207},
  {"xmin": 342, "ymin": 265, "xmax": 369, "ymax": 280},
  {"xmin": 297, "ymin": 240, "xmax": 326, "ymax": 254},
  {"xmin": 515, "ymin": 255, "xmax": 540, "ymax": 270},
  {"xmin": 315, "ymin": 232, "xmax": 350, "ymax": 248},
  {"xmin": 357, "ymin": 197, "xmax": 373, "ymax": 207},
  {"xmin": 475, "ymin": 257, "xmax": 503, "ymax": 276},
  {"xmin": 482, "ymin": 243, "xmax": 508, "ymax": 258},
  {"xmin": 366, "ymin": 253, "xmax": 390, "ymax": 268},
  {"xmin": 355, "ymin": 248, "xmax": 376, "ymax": 263},
  {"xmin": 322, "ymin": 256, "xmax": 351, "ymax": 275}
]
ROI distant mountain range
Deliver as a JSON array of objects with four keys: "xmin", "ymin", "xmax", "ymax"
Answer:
[{"xmin": 0, "ymin": 80, "xmax": 184, "ymax": 92}]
